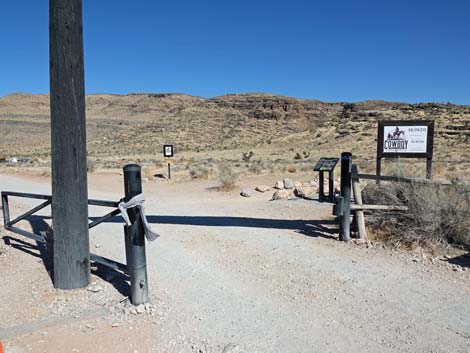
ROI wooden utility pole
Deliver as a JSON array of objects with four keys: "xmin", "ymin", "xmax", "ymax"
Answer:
[{"xmin": 49, "ymin": 0, "xmax": 90, "ymax": 289}]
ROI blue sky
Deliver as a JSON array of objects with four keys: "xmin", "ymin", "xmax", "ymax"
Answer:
[{"xmin": 1, "ymin": 0, "xmax": 469, "ymax": 104}]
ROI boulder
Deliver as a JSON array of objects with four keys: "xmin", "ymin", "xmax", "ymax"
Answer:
[
  {"xmin": 240, "ymin": 188, "xmax": 254, "ymax": 197},
  {"xmin": 283, "ymin": 178, "xmax": 294, "ymax": 189},
  {"xmin": 255, "ymin": 185, "xmax": 270, "ymax": 193},
  {"xmin": 293, "ymin": 181, "xmax": 303, "ymax": 189},
  {"xmin": 274, "ymin": 180, "xmax": 284, "ymax": 189},
  {"xmin": 294, "ymin": 185, "xmax": 316, "ymax": 198},
  {"xmin": 271, "ymin": 189, "xmax": 293, "ymax": 200}
]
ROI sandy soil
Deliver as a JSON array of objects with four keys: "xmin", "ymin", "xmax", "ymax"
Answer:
[{"xmin": 0, "ymin": 171, "xmax": 469, "ymax": 353}]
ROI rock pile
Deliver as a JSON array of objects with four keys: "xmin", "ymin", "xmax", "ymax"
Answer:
[{"xmin": 241, "ymin": 177, "xmax": 341, "ymax": 200}]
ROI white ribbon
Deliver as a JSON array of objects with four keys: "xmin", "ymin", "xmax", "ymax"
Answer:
[{"xmin": 118, "ymin": 193, "xmax": 159, "ymax": 241}]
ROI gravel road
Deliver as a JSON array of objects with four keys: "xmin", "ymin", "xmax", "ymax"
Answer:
[{"xmin": 1, "ymin": 172, "xmax": 469, "ymax": 353}]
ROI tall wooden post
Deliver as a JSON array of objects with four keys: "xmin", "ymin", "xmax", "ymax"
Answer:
[
  {"xmin": 123, "ymin": 165, "xmax": 149, "ymax": 305},
  {"xmin": 50, "ymin": 0, "xmax": 90, "ymax": 289}
]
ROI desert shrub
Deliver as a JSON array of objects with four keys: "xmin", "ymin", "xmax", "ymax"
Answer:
[
  {"xmin": 302, "ymin": 151, "xmax": 310, "ymax": 158},
  {"xmin": 248, "ymin": 161, "xmax": 263, "ymax": 174},
  {"xmin": 294, "ymin": 153, "xmax": 302, "ymax": 160},
  {"xmin": 217, "ymin": 164, "xmax": 239, "ymax": 191},
  {"xmin": 189, "ymin": 165, "xmax": 209, "ymax": 179},
  {"xmin": 287, "ymin": 165, "xmax": 297, "ymax": 173},
  {"xmin": 362, "ymin": 181, "xmax": 470, "ymax": 250}
]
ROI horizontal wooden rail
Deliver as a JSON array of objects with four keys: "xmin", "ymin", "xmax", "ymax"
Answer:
[
  {"xmin": 351, "ymin": 173, "xmax": 469, "ymax": 186},
  {"xmin": 351, "ymin": 204, "xmax": 408, "ymax": 211}
]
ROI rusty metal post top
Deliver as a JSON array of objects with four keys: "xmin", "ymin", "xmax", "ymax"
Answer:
[{"xmin": 124, "ymin": 164, "xmax": 141, "ymax": 172}]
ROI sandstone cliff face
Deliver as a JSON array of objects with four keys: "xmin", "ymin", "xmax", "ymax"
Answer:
[{"xmin": 0, "ymin": 92, "xmax": 468, "ymax": 165}]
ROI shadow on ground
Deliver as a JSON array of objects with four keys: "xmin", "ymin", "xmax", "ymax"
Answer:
[
  {"xmin": 3, "ymin": 211, "xmax": 338, "ymax": 296},
  {"xmin": 448, "ymin": 253, "xmax": 470, "ymax": 269},
  {"xmin": 90, "ymin": 214, "xmax": 339, "ymax": 240},
  {"xmin": 3, "ymin": 215, "xmax": 54, "ymax": 282},
  {"xmin": 2, "ymin": 215, "xmax": 130, "ymax": 297}
]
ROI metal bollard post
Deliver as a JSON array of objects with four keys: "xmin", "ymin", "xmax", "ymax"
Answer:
[
  {"xmin": 1, "ymin": 193, "xmax": 10, "ymax": 228},
  {"xmin": 328, "ymin": 170, "xmax": 335, "ymax": 202},
  {"xmin": 319, "ymin": 170, "xmax": 325, "ymax": 200},
  {"xmin": 123, "ymin": 164, "xmax": 149, "ymax": 305},
  {"xmin": 340, "ymin": 152, "xmax": 352, "ymax": 241}
]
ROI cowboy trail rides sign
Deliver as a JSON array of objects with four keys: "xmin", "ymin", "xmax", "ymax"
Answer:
[
  {"xmin": 377, "ymin": 120, "xmax": 434, "ymax": 158},
  {"xmin": 376, "ymin": 120, "xmax": 434, "ymax": 179}
]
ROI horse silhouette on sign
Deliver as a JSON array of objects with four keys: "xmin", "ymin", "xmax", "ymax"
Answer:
[{"xmin": 387, "ymin": 127, "xmax": 405, "ymax": 140}]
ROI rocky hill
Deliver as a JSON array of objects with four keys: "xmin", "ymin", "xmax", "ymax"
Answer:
[{"xmin": 0, "ymin": 92, "xmax": 469, "ymax": 177}]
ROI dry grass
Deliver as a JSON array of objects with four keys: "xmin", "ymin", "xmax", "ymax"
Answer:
[
  {"xmin": 362, "ymin": 180, "xmax": 470, "ymax": 251},
  {"xmin": 189, "ymin": 165, "xmax": 209, "ymax": 179},
  {"xmin": 1, "ymin": 93, "xmax": 468, "ymax": 183}
]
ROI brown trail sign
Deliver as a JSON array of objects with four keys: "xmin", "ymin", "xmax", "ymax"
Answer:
[{"xmin": 49, "ymin": 0, "xmax": 90, "ymax": 289}]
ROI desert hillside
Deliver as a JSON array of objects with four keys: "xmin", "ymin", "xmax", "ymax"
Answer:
[{"xmin": 0, "ymin": 93, "xmax": 469, "ymax": 178}]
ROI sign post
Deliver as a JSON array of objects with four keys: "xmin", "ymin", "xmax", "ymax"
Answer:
[
  {"xmin": 377, "ymin": 120, "xmax": 434, "ymax": 179},
  {"xmin": 313, "ymin": 158, "xmax": 339, "ymax": 202},
  {"xmin": 163, "ymin": 145, "xmax": 174, "ymax": 180},
  {"xmin": 50, "ymin": 0, "xmax": 90, "ymax": 289}
]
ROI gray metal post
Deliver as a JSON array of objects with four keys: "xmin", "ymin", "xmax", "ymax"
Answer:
[
  {"xmin": 50, "ymin": 0, "xmax": 90, "ymax": 289},
  {"xmin": 328, "ymin": 170, "xmax": 334, "ymax": 202},
  {"xmin": 123, "ymin": 164, "xmax": 149, "ymax": 305},
  {"xmin": 167, "ymin": 162, "xmax": 171, "ymax": 180},
  {"xmin": 376, "ymin": 158, "xmax": 382, "ymax": 184},
  {"xmin": 426, "ymin": 158, "xmax": 432, "ymax": 179},
  {"xmin": 1, "ymin": 193, "xmax": 10, "ymax": 227},
  {"xmin": 340, "ymin": 152, "xmax": 352, "ymax": 241},
  {"xmin": 319, "ymin": 171, "xmax": 325, "ymax": 200}
]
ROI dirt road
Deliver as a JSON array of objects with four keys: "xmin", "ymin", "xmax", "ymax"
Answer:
[{"xmin": 1, "ymin": 172, "xmax": 469, "ymax": 353}]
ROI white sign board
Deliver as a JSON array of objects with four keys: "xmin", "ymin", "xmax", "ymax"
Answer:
[
  {"xmin": 163, "ymin": 144, "xmax": 174, "ymax": 157},
  {"xmin": 383, "ymin": 125, "xmax": 428, "ymax": 154}
]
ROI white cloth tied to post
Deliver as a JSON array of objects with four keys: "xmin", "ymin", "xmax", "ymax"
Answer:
[{"xmin": 118, "ymin": 193, "xmax": 159, "ymax": 241}]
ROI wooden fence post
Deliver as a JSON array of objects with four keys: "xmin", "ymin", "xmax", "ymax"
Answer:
[
  {"xmin": 50, "ymin": 0, "xmax": 90, "ymax": 289},
  {"xmin": 351, "ymin": 165, "xmax": 367, "ymax": 239}
]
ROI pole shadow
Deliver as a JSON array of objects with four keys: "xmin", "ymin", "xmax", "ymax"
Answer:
[
  {"xmin": 3, "ymin": 215, "xmax": 54, "ymax": 282},
  {"xmin": 447, "ymin": 253, "xmax": 470, "ymax": 269},
  {"xmin": 90, "ymin": 215, "xmax": 339, "ymax": 240},
  {"xmin": 3, "ymin": 215, "xmax": 130, "ymax": 296}
]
